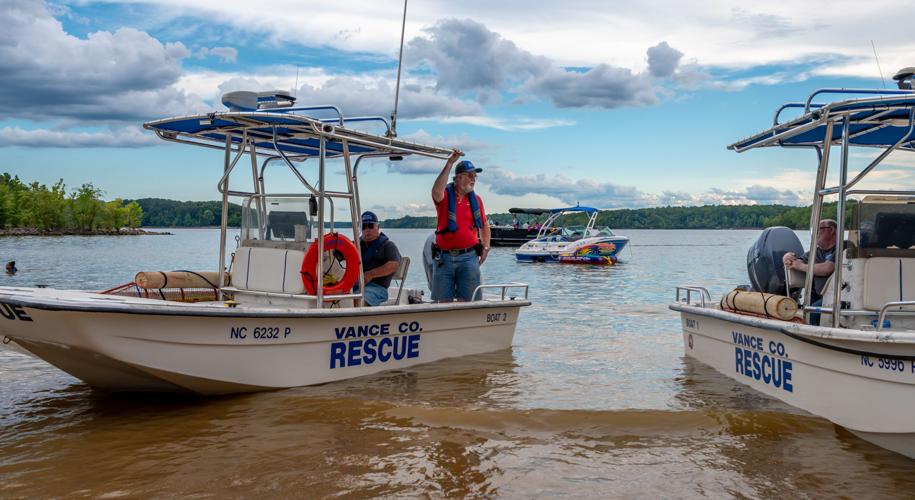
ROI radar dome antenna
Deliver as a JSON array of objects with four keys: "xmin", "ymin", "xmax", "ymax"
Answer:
[
  {"xmin": 388, "ymin": 0, "xmax": 408, "ymax": 138},
  {"xmin": 893, "ymin": 67, "xmax": 915, "ymax": 90}
]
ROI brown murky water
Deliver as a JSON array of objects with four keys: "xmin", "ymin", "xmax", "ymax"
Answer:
[
  {"xmin": 3, "ymin": 351, "xmax": 914, "ymax": 498},
  {"xmin": 2, "ymin": 229, "xmax": 914, "ymax": 497}
]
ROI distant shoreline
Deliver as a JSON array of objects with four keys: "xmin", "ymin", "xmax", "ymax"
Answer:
[{"xmin": 0, "ymin": 228, "xmax": 171, "ymax": 237}]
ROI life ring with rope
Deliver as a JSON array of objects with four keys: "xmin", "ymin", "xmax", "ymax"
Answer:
[{"xmin": 301, "ymin": 232, "xmax": 361, "ymax": 296}]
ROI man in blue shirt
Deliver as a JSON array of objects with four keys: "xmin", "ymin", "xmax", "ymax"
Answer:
[{"xmin": 358, "ymin": 211, "xmax": 402, "ymax": 306}]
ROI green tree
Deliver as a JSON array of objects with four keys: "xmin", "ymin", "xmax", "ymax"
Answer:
[
  {"xmin": 124, "ymin": 201, "xmax": 143, "ymax": 228},
  {"xmin": 69, "ymin": 183, "xmax": 104, "ymax": 231}
]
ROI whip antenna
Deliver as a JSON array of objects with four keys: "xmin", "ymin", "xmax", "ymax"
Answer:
[
  {"xmin": 871, "ymin": 40, "xmax": 886, "ymax": 89},
  {"xmin": 389, "ymin": 0, "xmax": 408, "ymax": 137}
]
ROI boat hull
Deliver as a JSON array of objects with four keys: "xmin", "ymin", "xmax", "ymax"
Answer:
[
  {"xmin": 490, "ymin": 226, "xmax": 539, "ymax": 246},
  {"xmin": 672, "ymin": 303, "xmax": 915, "ymax": 459},
  {"xmin": 0, "ymin": 287, "xmax": 528, "ymax": 395},
  {"xmin": 516, "ymin": 236, "xmax": 628, "ymax": 264}
]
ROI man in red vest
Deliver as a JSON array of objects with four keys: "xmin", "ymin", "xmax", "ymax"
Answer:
[{"xmin": 430, "ymin": 150, "xmax": 491, "ymax": 301}]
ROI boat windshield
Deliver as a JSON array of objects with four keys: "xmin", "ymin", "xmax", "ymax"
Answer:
[
  {"xmin": 592, "ymin": 226, "xmax": 616, "ymax": 237},
  {"xmin": 561, "ymin": 225, "xmax": 587, "ymax": 241},
  {"xmin": 241, "ymin": 197, "xmax": 313, "ymax": 242}
]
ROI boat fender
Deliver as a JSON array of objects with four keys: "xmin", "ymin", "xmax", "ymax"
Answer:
[
  {"xmin": 721, "ymin": 289, "xmax": 798, "ymax": 321},
  {"xmin": 301, "ymin": 233, "xmax": 360, "ymax": 296}
]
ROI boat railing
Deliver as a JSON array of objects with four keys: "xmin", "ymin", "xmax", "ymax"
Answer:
[
  {"xmin": 221, "ymin": 287, "xmax": 363, "ymax": 303},
  {"xmin": 675, "ymin": 286, "xmax": 712, "ymax": 308},
  {"xmin": 877, "ymin": 301, "xmax": 915, "ymax": 331},
  {"xmin": 773, "ymin": 103, "xmax": 823, "ymax": 126},
  {"xmin": 472, "ymin": 283, "xmax": 530, "ymax": 301},
  {"xmin": 803, "ymin": 88, "xmax": 915, "ymax": 113}
]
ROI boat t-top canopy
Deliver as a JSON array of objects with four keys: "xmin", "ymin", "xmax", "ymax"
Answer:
[
  {"xmin": 551, "ymin": 206, "xmax": 599, "ymax": 214},
  {"xmin": 730, "ymin": 90, "xmax": 915, "ymax": 153},
  {"xmin": 144, "ymin": 107, "xmax": 452, "ymax": 160},
  {"xmin": 143, "ymin": 92, "xmax": 456, "ymax": 308},
  {"xmin": 508, "ymin": 208, "xmax": 550, "ymax": 215}
]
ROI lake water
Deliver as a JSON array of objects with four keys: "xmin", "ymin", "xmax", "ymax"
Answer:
[{"xmin": 1, "ymin": 228, "xmax": 913, "ymax": 497}]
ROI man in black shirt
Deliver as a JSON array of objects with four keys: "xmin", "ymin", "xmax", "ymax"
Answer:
[
  {"xmin": 783, "ymin": 218, "xmax": 838, "ymax": 324},
  {"xmin": 782, "ymin": 218, "xmax": 838, "ymax": 304},
  {"xmin": 358, "ymin": 211, "xmax": 402, "ymax": 306}
]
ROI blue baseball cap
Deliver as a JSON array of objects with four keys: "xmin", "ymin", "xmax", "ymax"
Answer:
[
  {"xmin": 361, "ymin": 211, "xmax": 379, "ymax": 224},
  {"xmin": 455, "ymin": 160, "xmax": 482, "ymax": 174}
]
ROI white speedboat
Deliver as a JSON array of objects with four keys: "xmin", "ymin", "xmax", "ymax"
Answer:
[
  {"xmin": 0, "ymin": 90, "xmax": 530, "ymax": 395},
  {"xmin": 515, "ymin": 206, "xmax": 628, "ymax": 264},
  {"xmin": 671, "ymin": 67, "xmax": 915, "ymax": 458}
]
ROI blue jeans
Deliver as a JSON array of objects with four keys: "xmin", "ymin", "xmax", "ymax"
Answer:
[
  {"xmin": 431, "ymin": 251, "xmax": 481, "ymax": 302},
  {"xmin": 355, "ymin": 282, "xmax": 389, "ymax": 306}
]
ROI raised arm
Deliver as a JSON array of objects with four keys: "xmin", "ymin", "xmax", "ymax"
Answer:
[{"xmin": 432, "ymin": 150, "xmax": 463, "ymax": 203}]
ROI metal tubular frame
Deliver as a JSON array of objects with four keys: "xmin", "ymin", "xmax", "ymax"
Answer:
[
  {"xmin": 147, "ymin": 105, "xmax": 462, "ymax": 308},
  {"xmin": 316, "ymin": 135, "xmax": 327, "ymax": 305},
  {"xmin": 340, "ymin": 138, "xmax": 364, "ymax": 306},
  {"xmin": 217, "ymin": 133, "xmax": 233, "ymax": 300},
  {"xmin": 804, "ymin": 88, "xmax": 915, "ymax": 113},
  {"xmin": 472, "ymin": 283, "xmax": 530, "ymax": 301},
  {"xmin": 773, "ymin": 103, "xmax": 823, "ymax": 126},
  {"xmin": 877, "ymin": 302, "xmax": 915, "ymax": 331},
  {"xmin": 675, "ymin": 286, "xmax": 711, "ymax": 307},
  {"xmin": 803, "ymin": 122, "xmax": 832, "ymax": 322},
  {"xmin": 831, "ymin": 119, "xmax": 851, "ymax": 327},
  {"xmin": 801, "ymin": 105, "xmax": 915, "ymax": 326}
]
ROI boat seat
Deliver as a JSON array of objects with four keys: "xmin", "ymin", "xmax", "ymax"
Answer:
[
  {"xmin": 785, "ymin": 267, "xmax": 805, "ymax": 292},
  {"xmin": 231, "ymin": 246, "xmax": 306, "ymax": 294},
  {"xmin": 381, "ymin": 257, "xmax": 410, "ymax": 306},
  {"xmin": 862, "ymin": 257, "xmax": 915, "ymax": 310}
]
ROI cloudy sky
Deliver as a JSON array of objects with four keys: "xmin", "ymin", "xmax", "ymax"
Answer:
[{"xmin": 3, "ymin": 0, "xmax": 915, "ymax": 218}]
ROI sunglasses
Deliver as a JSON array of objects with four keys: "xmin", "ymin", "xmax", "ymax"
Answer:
[
  {"xmin": 362, "ymin": 223, "xmax": 378, "ymax": 230},
  {"xmin": 818, "ymin": 225, "xmax": 834, "ymax": 230}
]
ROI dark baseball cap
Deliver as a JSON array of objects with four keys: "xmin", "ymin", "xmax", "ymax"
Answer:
[
  {"xmin": 455, "ymin": 160, "xmax": 482, "ymax": 174},
  {"xmin": 361, "ymin": 211, "xmax": 379, "ymax": 224}
]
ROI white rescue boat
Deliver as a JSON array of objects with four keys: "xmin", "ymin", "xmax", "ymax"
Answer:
[
  {"xmin": 0, "ymin": 90, "xmax": 530, "ymax": 395},
  {"xmin": 672, "ymin": 67, "xmax": 915, "ymax": 458}
]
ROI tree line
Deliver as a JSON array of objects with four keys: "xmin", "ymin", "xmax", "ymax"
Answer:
[
  {"xmin": 2, "ymin": 171, "xmax": 853, "ymax": 231},
  {"xmin": 133, "ymin": 198, "xmax": 242, "ymax": 227},
  {"xmin": 0, "ymin": 173, "xmax": 142, "ymax": 231},
  {"xmin": 382, "ymin": 203, "xmax": 854, "ymax": 230}
]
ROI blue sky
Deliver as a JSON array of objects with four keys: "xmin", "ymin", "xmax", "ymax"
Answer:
[{"xmin": 2, "ymin": 0, "xmax": 915, "ymax": 219}]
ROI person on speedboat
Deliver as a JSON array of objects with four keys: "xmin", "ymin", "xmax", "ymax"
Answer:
[
  {"xmin": 431, "ymin": 151, "xmax": 491, "ymax": 302},
  {"xmin": 782, "ymin": 218, "xmax": 837, "ymax": 323},
  {"xmin": 356, "ymin": 211, "xmax": 402, "ymax": 306}
]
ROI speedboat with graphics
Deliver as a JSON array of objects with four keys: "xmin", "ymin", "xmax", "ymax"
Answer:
[
  {"xmin": 515, "ymin": 205, "xmax": 628, "ymax": 264},
  {"xmin": 0, "ymin": 90, "xmax": 530, "ymax": 395},
  {"xmin": 671, "ymin": 67, "xmax": 915, "ymax": 458}
]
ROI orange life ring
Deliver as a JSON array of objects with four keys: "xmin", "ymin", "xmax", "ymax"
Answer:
[{"xmin": 301, "ymin": 232, "xmax": 361, "ymax": 296}]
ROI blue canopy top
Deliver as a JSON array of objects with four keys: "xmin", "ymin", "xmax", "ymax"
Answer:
[
  {"xmin": 730, "ymin": 91, "xmax": 915, "ymax": 153},
  {"xmin": 144, "ymin": 109, "xmax": 452, "ymax": 159},
  {"xmin": 551, "ymin": 206, "xmax": 599, "ymax": 214}
]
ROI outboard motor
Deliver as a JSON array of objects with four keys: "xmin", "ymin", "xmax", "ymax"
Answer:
[
  {"xmin": 747, "ymin": 226, "xmax": 804, "ymax": 294},
  {"xmin": 422, "ymin": 232, "xmax": 436, "ymax": 290}
]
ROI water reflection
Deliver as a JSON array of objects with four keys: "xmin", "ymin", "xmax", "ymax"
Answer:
[
  {"xmin": 3, "ymin": 229, "xmax": 915, "ymax": 496},
  {"xmin": 671, "ymin": 356, "xmax": 915, "ymax": 496}
]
